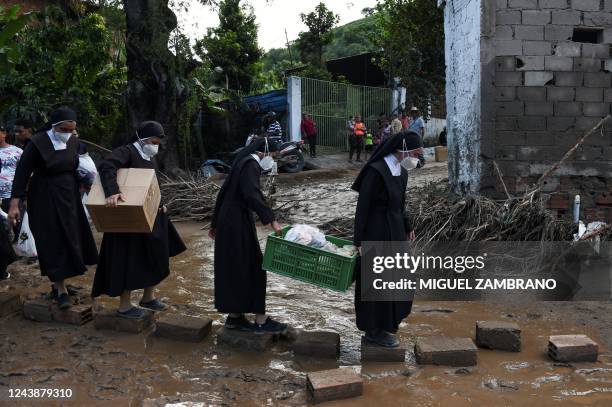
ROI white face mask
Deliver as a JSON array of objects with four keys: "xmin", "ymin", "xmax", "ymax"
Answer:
[
  {"xmin": 398, "ymin": 140, "xmax": 421, "ymax": 171},
  {"xmin": 54, "ymin": 130, "xmax": 72, "ymax": 143},
  {"xmin": 142, "ymin": 143, "xmax": 159, "ymax": 158}
]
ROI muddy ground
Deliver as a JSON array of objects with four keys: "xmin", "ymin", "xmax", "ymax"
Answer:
[{"xmin": 1, "ymin": 161, "xmax": 612, "ymax": 406}]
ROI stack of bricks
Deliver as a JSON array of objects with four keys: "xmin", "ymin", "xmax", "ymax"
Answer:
[{"xmin": 493, "ymin": 0, "xmax": 612, "ymax": 222}]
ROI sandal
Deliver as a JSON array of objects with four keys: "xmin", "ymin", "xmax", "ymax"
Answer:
[{"xmin": 139, "ymin": 299, "xmax": 167, "ymax": 311}]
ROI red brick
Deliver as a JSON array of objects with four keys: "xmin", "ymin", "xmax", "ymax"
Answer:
[
  {"xmin": 547, "ymin": 194, "xmax": 570, "ymax": 210},
  {"xmin": 594, "ymin": 193, "xmax": 612, "ymax": 206}
]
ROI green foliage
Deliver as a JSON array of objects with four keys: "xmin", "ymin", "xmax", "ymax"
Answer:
[
  {"xmin": 295, "ymin": 2, "xmax": 339, "ymax": 67},
  {"xmin": 322, "ymin": 16, "xmax": 380, "ymax": 60},
  {"xmin": 0, "ymin": 5, "xmax": 32, "ymax": 74},
  {"xmin": 195, "ymin": 0, "xmax": 262, "ymax": 93},
  {"xmin": 0, "ymin": 5, "xmax": 125, "ymax": 145},
  {"xmin": 374, "ymin": 0, "xmax": 445, "ymax": 112}
]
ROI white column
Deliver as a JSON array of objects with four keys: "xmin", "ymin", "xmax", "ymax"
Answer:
[{"xmin": 287, "ymin": 76, "xmax": 302, "ymax": 142}]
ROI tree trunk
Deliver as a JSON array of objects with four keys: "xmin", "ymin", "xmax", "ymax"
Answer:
[{"xmin": 123, "ymin": 0, "xmax": 183, "ymax": 172}]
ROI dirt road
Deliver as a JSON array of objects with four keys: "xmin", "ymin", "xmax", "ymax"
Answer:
[{"xmin": 1, "ymin": 162, "xmax": 612, "ymax": 406}]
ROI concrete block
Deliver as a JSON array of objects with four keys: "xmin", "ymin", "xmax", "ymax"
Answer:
[
  {"xmin": 415, "ymin": 337, "xmax": 478, "ymax": 367},
  {"xmin": 497, "ymin": 10, "xmax": 521, "ymax": 25},
  {"xmin": 605, "ymin": 59, "xmax": 612, "ymax": 72},
  {"xmin": 496, "ymin": 56, "xmax": 516, "ymax": 71},
  {"xmin": 554, "ymin": 42, "xmax": 581, "ymax": 57},
  {"xmin": 514, "ymin": 25, "xmax": 544, "ymax": 40},
  {"xmin": 497, "ymin": 116, "xmax": 519, "ymax": 130},
  {"xmin": 518, "ymin": 146, "xmax": 564, "ymax": 160},
  {"xmin": 525, "ymin": 71, "xmax": 554, "ymax": 86},
  {"xmin": 496, "ymin": 87, "xmax": 516, "ymax": 101},
  {"xmin": 605, "ymin": 28, "xmax": 612, "ymax": 44},
  {"xmin": 93, "ymin": 307, "xmax": 154, "ymax": 333},
  {"xmin": 155, "ymin": 314, "xmax": 212, "ymax": 342},
  {"xmin": 23, "ymin": 299, "xmax": 53, "ymax": 322},
  {"xmin": 475, "ymin": 321, "xmax": 522, "ymax": 352},
  {"xmin": 555, "ymin": 72, "xmax": 583, "ymax": 86},
  {"xmin": 517, "ymin": 86, "xmax": 546, "ymax": 101},
  {"xmin": 495, "ymin": 39, "xmax": 523, "ymax": 56},
  {"xmin": 584, "ymin": 72, "xmax": 611, "ymax": 87},
  {"xmin": 575, "ymin": 116, "xmax": 603, "ymax": 131},
  {"xmin": 525, "ymin": 131, "xmax": 555, "ymax": 145},
  {"xmin": 523, "ymin": 41, "xmax": 552, "ymax": 56},
  {"xmin": 525, "ymin": 102, "xmax": 554, "ymax": 115},
  {"xmin": 496, "ymin": 132, "xmax": 525, "ymax": 146},
  {"xmin": 605, "ymin": 88, "xmax": 612, "ymax": 102},
  {"xmin": 0, "ymin": 292, "xmax": 21, "ymax": 318},
  {"xmin": 571, "ymin": 0, "xmax": 601, "ymax": 11},
  {"xmin": 497, "ymin": 72, "xmax": 523, "ymax": 86},
  {"xmin": 545, "ymin": 25, "xmax": 573, "ymax": 41},
  {"xmin": 606, "ymin": 0, "xmax": 612, "ymax": 11},
  {"xmin": 508, "ymin": 0, "xmax": 537, "ymax": 7},
  {"xmin": 216, "ymin": 327, "xmax": 273, "ymax": 351},
  {"xmin": 361, "ymin": 337, "xmax": 406, "ymax": 362},
  {"xmin": 583, "ymin": 102, "xmax": 610, "ymax": 117},
  {"xmin": 497, "ymin": 101, "xmax": 524, "ymax": 115},
  {"xmin": 555, "ymin": 102, "xmax": 583, "ymax": 116},
  {"xmin": 574, "ymin": 58, "xmax": 602, "ymax": 72},
  {"xmin": 547, "ymin": 117, "xmax": 576, "ymax": 131},
  {"xmin": 517, "ymin": 56, "xmax": 545, "ymax": 70},
  {"xmin": 495, "ymin": 146, "xmax": 517, "ymax": 160},
  {"xmin": 540, "ymin": 0, "xmax": 569, "ymax": 7},
  {"xmin": 551, "ymin": 10, "xmax": 581, "ymax": 25},
  {"xmin": 548, "ymin": 334, "xmax": 598, "ymax": 362},
  {"xmin": 291, "ymin": 329, "xmax": 340, "ymax": 359},
  {"xmin": 522, "ymin": 10, "xmax": 551, "ymax": 25},
  {"xmin": 547, "ymin": 87, "xmax": 575, "ymax": 101},
  {"xmin": 545, "ymin": 56, "xmax": 574, "ymax": 71},
  {"xmin": 307, "ymin": 369, "xmax": 363, "ymax": 404},
  {"xmin": 497, "ymin": 0, "xmax": 508, "ymax": 8},
  {"xmin": 51, "ymin": 304, "xmax": 93, "ymax": 325},
  {"xmin": 576, "ymin": 87, "xmax": 603, "ymax": 102},
  {"xmin": 583, "ymin": 12, "xmax": 612, "ymax": 26},
  {"xmin": 582, "ymin": 44, "xmax": 611, "ymax": 59},
  {"xmin": 496, "ymin": 25, "xmax": 514, "ymax": 39},
  {"xmin": 517, "ymin": 116, "xmax": 547, "ymax": 130}
]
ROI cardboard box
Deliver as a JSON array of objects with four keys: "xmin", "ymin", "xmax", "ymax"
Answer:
[
  {"xmin": 87, "ymin": 168, "xmax": 161, "ymax": 233},
  {"xmin": 435, "ymin": 146, "xmax": 448, "ymax": 162}
]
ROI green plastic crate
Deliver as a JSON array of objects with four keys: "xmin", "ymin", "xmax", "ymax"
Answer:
[{"xmin": 262, "ymin": 226, "xmax": 358, "ymax": 292}]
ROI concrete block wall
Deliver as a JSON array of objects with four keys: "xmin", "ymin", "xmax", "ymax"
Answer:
[{"xmin": 490, "ymin": 0, "xmax": 612, "ymax": 222}]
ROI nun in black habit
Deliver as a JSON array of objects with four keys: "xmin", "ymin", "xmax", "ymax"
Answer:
[
  {"xmin": 351, "ymin": 130, "xmax": 423, "ymax": 347},
  {"xmin": 8, "ymin": 107, "xmax": 98, "ymax": 309},
  {"xmin": 91, "ymin": 121, "xmax": 186, "ymax": 319},
  {"xmin": 209, "ymin": 137, "xmax": 288, "ymax": 334}
]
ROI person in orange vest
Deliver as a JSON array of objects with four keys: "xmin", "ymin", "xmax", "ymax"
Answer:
[{"xmin": 349, "ymin": 114, "xmax": 366, "ymax": 163}]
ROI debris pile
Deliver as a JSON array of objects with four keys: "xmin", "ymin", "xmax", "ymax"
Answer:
[{"xmin": 160, "ymin": 174, "xmax": 220, "ymax": 222}]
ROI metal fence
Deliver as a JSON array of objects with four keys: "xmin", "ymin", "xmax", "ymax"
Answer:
[{"xmin": 299, "ymin": 77, "xmax": 392, "ymax": 149}]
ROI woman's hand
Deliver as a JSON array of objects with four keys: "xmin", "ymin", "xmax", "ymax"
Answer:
[
  {"xmin": 357, "ymin": 246, "xmax": 362, "ymax": 255},
  {"xmin": 208, "ymin": 228, "xmax": 216, "ymax": 240},
  {"xmin": 271, "ymin": 221, "xmax": 282, "ymax": 236},
  {"xmin": 7, "ymin": 199, "xmax": 21, "ymax": 226},
  {"xmin": 105, "ymin": 193, "xmax": 125, "ymax": 208},
  {"xmin": 407, "ymin": 231, "xmax": 416, "ymax": 241}
]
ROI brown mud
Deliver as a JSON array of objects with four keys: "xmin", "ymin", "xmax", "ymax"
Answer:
[{"xmin": 1, "ymin": 164, "xmax": 611, "ymax": 406}]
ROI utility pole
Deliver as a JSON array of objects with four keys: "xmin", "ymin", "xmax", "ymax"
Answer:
[{"xmin": 285, "ymin": 28, "xmax": 294, "ymax": 64}]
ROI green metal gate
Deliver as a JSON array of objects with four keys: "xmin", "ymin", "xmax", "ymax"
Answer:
[{"xmin": 299, "ymin": 77, "xmax": 392, "ymax": 149}]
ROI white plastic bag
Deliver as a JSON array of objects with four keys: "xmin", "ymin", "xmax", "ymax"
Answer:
[
  {"xmin": 15, "ymin": 212, "xmax": 37, "ymax": 257},
  {"xmin": 77, "ymin": 153, "xmax": 98, "ymax": 187},
  {"xmin": 285, "ymin": 224, "xmax": 327, "ymax": 248}
]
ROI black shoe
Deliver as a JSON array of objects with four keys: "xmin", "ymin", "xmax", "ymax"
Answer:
[
  {"xmin": 253, "ymin": 317, "xmax": 288, "ymax": 335},
  {"xmin": 356, "ymin": 159, "xmax": 363, "ymax": 162},
  {"xmin": 117, "ymin": 307, "xmax": 146, "ymax": 319},
  {"xmin": 225, "ymin": 314, "xmax": 255, "ymax": 331},
  {"xmin": 364, "ymin": 331, "xmax": 399, "ymax": 348},
  {"xmin": 0, "ymin": 271, "xmax": 10, "ymax": 281},
  {"xmin": 50, "ymin": 285, "xmax": 78, "ymax": 300},
  {"xmin": 139, "ymin": 299, "xmax": 167, "ymax": 311},
  {"xmin": 57, "ymin": 293, "xmax": 71, "ymax": 310}
]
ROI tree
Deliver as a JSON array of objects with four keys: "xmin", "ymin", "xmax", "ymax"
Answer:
[
  {"xmin": 0, "ymin": 5, "xmax": 32, "ymax": 74},
  {"xmin": 295, "ymin": 2, "xmax": 339, "ymax": 68},
  {"xmin": 0, "ymin": 5, "xmax": 124, "ymax": 145},
  {"xmin": 194, "ymin": 0, "xmax": 262, "ymax": 93},
  {"xmin": 374, "ymin": 0, "xmax": 444, "ymax": 113}
]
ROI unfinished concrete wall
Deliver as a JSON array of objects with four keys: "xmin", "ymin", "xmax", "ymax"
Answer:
[{"xmin": 445, "ymin": 0, "xmax": 612, "ymax": 222}]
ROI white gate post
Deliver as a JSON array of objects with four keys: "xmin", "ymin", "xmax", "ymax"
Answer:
[{"xmin": 287, "ymin": 76, "xmax": 301, "ymax": 142}]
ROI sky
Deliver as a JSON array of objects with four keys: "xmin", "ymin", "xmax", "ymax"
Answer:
[{"xmin": 173, "ymin": 0, "xmax": 377, "ymax": 51}]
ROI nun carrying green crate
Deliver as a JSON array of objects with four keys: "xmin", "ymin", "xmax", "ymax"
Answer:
[
  {"xmin": 209, "ymin": 137, "xmax": 287, "ymax": 334},
  {"xmin": 351, "ymin": 130, "xmax": 423, "ymax": 348}
]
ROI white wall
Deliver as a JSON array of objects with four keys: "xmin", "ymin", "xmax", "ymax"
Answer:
[{"xmin": 425, "ymin": 117, "xmax": 446, "ymax": 145}]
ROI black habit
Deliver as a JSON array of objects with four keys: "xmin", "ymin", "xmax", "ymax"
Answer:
[
  {"xmin": 352, "ymin": 130, "xmax": 421, "ymax": 333},
  {"xmin": 212, "ymin": 153, "xmax": 274, "ymax": 315},
  {"xmin": 91, "ymin": 144, "xmax": 186, "ymax": 297},
  {"xmin": 11, "ymin": 132, "xmax": 98, "ymax": 282}
]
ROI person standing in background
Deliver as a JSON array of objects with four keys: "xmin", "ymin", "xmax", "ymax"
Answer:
[
  {"xmin": 0, "ymin": 125, "xmax": 23, "ymax": 240},
  {"xmin": 349, "ymin": 114, "xmax": 366, "ymax": 163},
  {"xmin": 0, "ymin": 156, "xmax": 17, "ymax": 281},
  {"xmin": 300, "ymin": 113, "xmax": 317, "ymax": 158},
  {"xmin": 391, "ymin": 114, "xmax": 402, "ymax": 135},
  {"xmin": 400, "ymin": 112, "xmax": 409, "ymax": 130},
  {"xmin": 14, "ymin": 119, "xmax": 34, "ymax": 150},
  {"xmin": 408, "ymin": 107, "xmax": 426, "ymax": 167}
]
